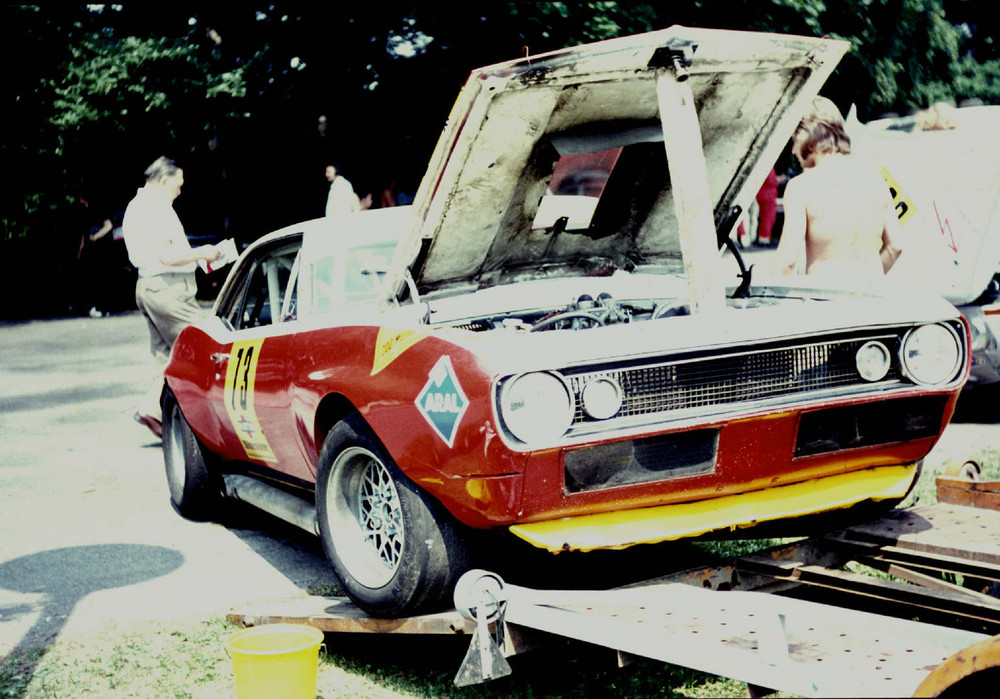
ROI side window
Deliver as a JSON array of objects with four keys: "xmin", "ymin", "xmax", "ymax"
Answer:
[
  {"xmin": 344, "ymin": 241, "xmax": 397, "ymax": 304},
  {"xmin": 310, "ymin": 255, "xmax": 338, "ymax": 316},
  {"xmin": 311, "ymin": 239, "xmax": 399, "ymax": 313},
  {"xmin": 223, "ymin": 242, "xmax": 301, "ymax": 331}
]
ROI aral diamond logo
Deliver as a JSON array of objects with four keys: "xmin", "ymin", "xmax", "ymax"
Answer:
[{"xmin": 416, "ymin": 356, "xmax": 468, "ymax": 448}]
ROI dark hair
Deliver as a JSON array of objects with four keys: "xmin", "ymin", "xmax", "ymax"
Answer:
[{"xmin": 144, "ymin": 156, "xmax": 180, "ymax": 182}]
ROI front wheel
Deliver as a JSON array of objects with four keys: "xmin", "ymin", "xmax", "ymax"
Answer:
[{"xmin": 316, "ymin": 415, "xmax": 470, "ymax": 617}]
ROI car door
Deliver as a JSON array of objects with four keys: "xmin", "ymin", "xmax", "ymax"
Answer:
[{"xmin": 209, "ymin": 236, "xmax": 311, "ymax": 479}]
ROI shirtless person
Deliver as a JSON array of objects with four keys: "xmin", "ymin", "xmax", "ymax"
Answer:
[{"xmin": 772, "ymin": 97, "xmax": 902, "ymax": 279}]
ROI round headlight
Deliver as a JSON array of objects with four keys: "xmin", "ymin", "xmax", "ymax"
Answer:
[
  {"xmin": 900, "ymin": 323, "xmax": 962, "ymax": 386},
  {"xmin": 499, "ymin": 372, "xmax": 574, "ymax": 445},
  {"xmin": 581, "ymin": 377, "xmax": 623, "ymax": 420},
  {"xmin": 856, "ymin": 341, "xmax": 891, "ymax": 382}
]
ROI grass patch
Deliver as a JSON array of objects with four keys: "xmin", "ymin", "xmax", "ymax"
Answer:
[
  {"xmin": 3, "ymin": 618, "xmax": 235, "ymax": 699},
  {"xmin": 1, "ymin": 647, "xmax": 47, "ymax": 699},
  {"xmin": 691, "ymin": 537, "xmax": 795, "ymax": 559},
  {"xmin": 902, "ymin": 443, "xmax": 1000, "ymax": 509}
]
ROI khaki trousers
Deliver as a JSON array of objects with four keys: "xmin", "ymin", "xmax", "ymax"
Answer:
[{"xmin": 134, "ymin": 273, "xmax": 204, "ymax": 420}]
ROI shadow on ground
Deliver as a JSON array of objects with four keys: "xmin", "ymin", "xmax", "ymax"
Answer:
[{"xmin": 0, "ymin": 544, "xmax": 184, "ymax": 685}]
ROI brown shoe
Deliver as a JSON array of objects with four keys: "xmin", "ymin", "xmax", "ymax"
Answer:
[{"xmin": 134, "ymin": 412, "xmax": 163, "ymax": 438}]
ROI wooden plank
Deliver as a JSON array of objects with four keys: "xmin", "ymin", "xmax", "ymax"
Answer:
[
  {"xmin": 825, "ymin": 536, "xmax": 1000, "ymax": 583},
  {"xmin": 745, "ymin": 561, "xmax": 1000, "ymax": 628},
  {"xmin": 936, "ymin": 475, "xmax": 1000, "ymax": 511},
  {"xmin": 227, "ymin": 595, "xmax": 475, "ymax": 635},
  {"xmin": 837, "ymin": 504, "xmax": 1000, "ymax": 565}
]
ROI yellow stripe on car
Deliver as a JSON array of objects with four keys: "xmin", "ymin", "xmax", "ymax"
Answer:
[
  {"xmin": 371, "ymin": 328, "xmax": 426, "ymax": 375},
  {"xmin": 510, "ymin": 464, "xmax": 917, "ymax": 552},
  {"xmin": 224, "ymin": 338, "xmax": 278, "ymax": 463}
]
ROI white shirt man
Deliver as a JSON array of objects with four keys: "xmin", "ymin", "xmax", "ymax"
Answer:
[
  {"xmin": 122, "ymin": 156, "xmax": 220, "ymax": 436},
  {"xmin": 324, "ymin": 164, "xmax": 361, "ymax": 216},
  {"xmin": 124, "ymin": 185, "xmax": 197, "ymax": 277}
]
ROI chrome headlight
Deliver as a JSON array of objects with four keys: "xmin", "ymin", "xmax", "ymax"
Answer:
[
  {"xmin": 498, "ymin": 372, "xmax": 574, "ymax": 445},
  {"xmin": 900, "ymin": 323, "xmax": 962, "ymax": 386},
  {"xmin": 855, "ymin": 341, "xmax": 891, "ymax": 382},
  {"xmin": 581, "ymin": 376, "xmax": 623, "ymax": 420}
]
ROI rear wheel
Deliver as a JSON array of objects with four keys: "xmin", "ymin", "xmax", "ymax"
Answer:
[
  {"xmin": 161, "ymin": 389, "xmax": 221, "ymax": 520},
  {"xmin": 316, "ymin": 414, "xmax": 470, "ymax": 617}
]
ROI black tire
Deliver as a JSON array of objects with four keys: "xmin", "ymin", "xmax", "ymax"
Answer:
[
  {"xmin": 316, "ymin": 414, "xmax": 470, "ymax": 617},
  {"xmin": 161, "ymin": 389, "xmax": 221, "ymax": 521}
]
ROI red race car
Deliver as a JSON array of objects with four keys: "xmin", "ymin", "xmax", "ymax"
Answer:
[{"xmin": 162, "ymin": 27, "xmax": 969, "ymax": 616}]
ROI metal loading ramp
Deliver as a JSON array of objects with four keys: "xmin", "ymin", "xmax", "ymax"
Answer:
[
  {"xmin": 229, "ymin": 469, "xmax": 1000, "ymax": 697},
  {"xmin": 453, "ymin": 575, "xmax": 990, "ymax": 697}
]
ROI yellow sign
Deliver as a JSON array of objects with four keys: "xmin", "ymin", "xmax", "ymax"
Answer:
[
  {"xmin": 223, "ymin": 339, "xmax": 277, "ymax": 462},
  {"xmin": 371, "ymin": 328, "xmax": 426, "ymax": 375},
  {"xmin": 880, "ymin": 167, "xmax": 916, "ymax": 225}
]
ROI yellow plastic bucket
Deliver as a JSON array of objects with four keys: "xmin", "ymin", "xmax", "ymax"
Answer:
[{"xmin": 225, "ymin": 623, "xmax": 325, "ymax": 699}]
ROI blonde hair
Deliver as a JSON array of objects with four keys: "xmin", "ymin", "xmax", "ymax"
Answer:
[
  {"xmin": 793, "ymin": 96, "xmax": 851, "ymax": 160},
  {"xmin": 916, "ymin": 102, "xmax": 958, "ymax": 131}
]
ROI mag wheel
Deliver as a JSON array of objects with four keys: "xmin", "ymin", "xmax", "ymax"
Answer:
[{"xmin": 316, "ymin": 414, "xmax": 470, "ymax": 617}]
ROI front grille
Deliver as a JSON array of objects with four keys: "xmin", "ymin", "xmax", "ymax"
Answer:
[{"xmin": 565, "ymin": 334, "xmax": 903, "ymax": 429}]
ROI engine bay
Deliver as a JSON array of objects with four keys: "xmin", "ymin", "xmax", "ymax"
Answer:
[{"xmin": 443, "ymin": 290, "xmax": 784, "ymax": 333}]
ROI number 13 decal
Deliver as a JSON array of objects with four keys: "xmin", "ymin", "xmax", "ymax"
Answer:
[
  {"xmin": 231, "ymin": 343, "xmax": 255, "ymax": 411},
  {"xmin": 223, "ymin": 339, "xmax": 277, "ymax": 462}
]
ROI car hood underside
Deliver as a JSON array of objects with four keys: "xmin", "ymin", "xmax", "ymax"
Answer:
[{"xmin": 390, "ymin": 26, "xmax": 848, "ymax": 298}]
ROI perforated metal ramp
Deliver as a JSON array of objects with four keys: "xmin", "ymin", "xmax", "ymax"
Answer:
[{"xmin": 482, "ymin": 581, "xmax": 988, "ymax": 697}]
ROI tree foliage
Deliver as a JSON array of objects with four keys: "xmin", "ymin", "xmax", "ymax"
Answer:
[{"xmin": 3, "ymin": 2, "xmax": 997, "ymax": 315}]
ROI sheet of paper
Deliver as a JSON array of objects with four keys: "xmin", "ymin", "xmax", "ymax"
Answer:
[{"xmin": 199, "ymin": 237, "xmax": 238, "ymax": 274}]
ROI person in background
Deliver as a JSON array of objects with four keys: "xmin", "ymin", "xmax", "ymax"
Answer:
[
  {"xmin": 771, "ymin": 97, "xmax": 902, "ymax": 279},
  {"xmin": 74, "ymin": 196, "xmax": 118, "ymax": 318},
  {"xmin": 737, "ymin": 167, "xmax": 780, "ymax": 247},
  {"xmin": 753, "ymin": 167, "xmax": 780, "ymax": 246},
  {"xmin": 324, "ymin": 162, "xmax": 361, "ymax": 216},
  {"xmin": 122, "ymin": 156, "xmax": 220, "ymax": 438},
  {"xmin": 380, "ymin": 179, "xmax": 398, "ymax": 208}
]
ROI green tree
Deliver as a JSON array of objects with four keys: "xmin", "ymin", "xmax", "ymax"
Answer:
[
  {"xmin": 743, "ymin": 0, "xmax": 998, "ymax": 116},
  {"xmin": 3, "ymin": 5, "xmax": 248, "ymax": 239},
  {"xmin": 3, "ymin": 2, "xmax": 997, "ymax": 318}
]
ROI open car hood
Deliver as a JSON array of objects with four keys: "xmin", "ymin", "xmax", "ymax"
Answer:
[{"xmin": 387, "ymin": 26, "xmax": 848, "ymax": 300}]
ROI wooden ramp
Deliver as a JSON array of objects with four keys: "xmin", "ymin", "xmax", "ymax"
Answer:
[{"xmin": 229, "ymin": 594, "xmax": 474, "ymax": 636}]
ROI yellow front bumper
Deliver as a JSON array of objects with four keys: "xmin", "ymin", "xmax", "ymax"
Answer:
[{"xmin": 509, "ymin": 464, "xmax": 918, "ymax": 552}]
